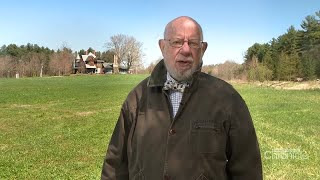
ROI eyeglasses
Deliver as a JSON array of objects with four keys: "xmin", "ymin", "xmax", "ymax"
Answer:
[{"xmin": 163, "ymin": 38, "xmax": 204, "ymax": 49}]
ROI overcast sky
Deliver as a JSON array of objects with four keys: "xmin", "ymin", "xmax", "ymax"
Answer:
[{"xmin": 0, "ymin": 0, "xmax": 319, "ymax": 65}]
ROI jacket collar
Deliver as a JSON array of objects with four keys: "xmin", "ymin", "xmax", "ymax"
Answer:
[{"xmin": 147, "ymin": 59, "xmax": 167, "ymax": 87}]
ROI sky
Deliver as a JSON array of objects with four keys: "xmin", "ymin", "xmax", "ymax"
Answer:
[{"xmin": 0, "ymin": 0, "xmax": 319, "ymax": 66}]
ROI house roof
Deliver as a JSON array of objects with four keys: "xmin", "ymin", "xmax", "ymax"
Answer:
[
  {"xmin": 82, "ymin": 52, "xmax": 97, "ymax": 61},
  {"xmin": 104, "ymin": 63, "xmax": 113, "ymax": 68}
]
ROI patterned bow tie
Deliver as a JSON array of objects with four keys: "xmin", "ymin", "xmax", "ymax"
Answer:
[{"xmin": 163, "ymin": 79, "xmax": 190, "ymax": 92}]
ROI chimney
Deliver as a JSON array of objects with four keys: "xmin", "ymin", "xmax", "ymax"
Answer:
[
  {"xmin": 93, "ymin": 50, "xmax": 95, "ymax": 55},
  {"xmin": 85, "ymin": 51, "xmax": 88, "ymax": 55}
]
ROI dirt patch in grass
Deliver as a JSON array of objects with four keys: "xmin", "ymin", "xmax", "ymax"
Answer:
[
  {"xmin": 11, "ymin": 104, "xmax": 32, "ymax": 108},
  {"xmin": 264, "ymin": 81, "xmax": 320, "ymax": 90},
  {"xmin": 230, "ymin": 80, "xmax": 320, "ymax": 90},
  {"xmin": 76, "ymin": 111, "xmax": 94, "ymax": 116}
]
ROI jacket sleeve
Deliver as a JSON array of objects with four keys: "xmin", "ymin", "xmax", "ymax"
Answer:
[
  {"xmin": 226, "ymin": 92, "xmax": 263, "ymax": 180},
  {"xmin": 101, "ymin": 102, "xmax": 131, "ymax": 180}
]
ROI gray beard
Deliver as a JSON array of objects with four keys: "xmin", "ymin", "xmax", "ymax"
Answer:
[{"xmin": 164, "ymin": 59, "xmax": 201, "ymax": 81}]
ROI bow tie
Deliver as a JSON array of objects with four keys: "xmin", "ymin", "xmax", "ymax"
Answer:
[{"xmin": 163, "ymin": 79, "xmax": 190, "ymax": 92}]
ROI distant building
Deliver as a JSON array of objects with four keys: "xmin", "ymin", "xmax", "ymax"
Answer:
[
  {"xmin": 103, "ymin": 63, "xmax": 113, "ymax": 74},
  {"xmin": 72, "ymin": 52, "xmax": 129, "ymax": 74},
  {"xmin": 112, "ymin": 54, "xmax": 130, "ymax": 74}
]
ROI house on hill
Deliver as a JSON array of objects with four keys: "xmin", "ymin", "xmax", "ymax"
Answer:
[
  {"xmin": 82, "ymin": 52, "xmax": 104, "ymax": 74},
  {"xmin": 72, "ymin": 52, "xmax": 130, "ymax": 74},
  {"xmin": 72, "ymin": 51, "xmax": 103, "ymax": 74}
]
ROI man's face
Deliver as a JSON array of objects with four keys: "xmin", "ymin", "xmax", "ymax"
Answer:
[{"xmin": 159, "ymin": 20, "xmax": 207, "ymax": 81}]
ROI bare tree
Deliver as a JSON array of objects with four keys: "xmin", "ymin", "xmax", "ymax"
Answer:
[
  {"xmin": 27, "ymin": 53, "xmax": 41, "ymax": 76},
  {"xmin": 60, "ymin": 48, "xmax": 73, "ymax": 75},
  {"xmin": 107, "ymin": 34, "xmax": 127, "ymax": 65},
  {"xmin": 125, "ymin": 36, "xmax": 143, "ymax": 71},
  {"xmin": 49, "ymin": 45, "xmax": 73, "ymax": 76},
  {"xmin": 0, "ymin": 56, "xmax": 13, "ymax": 77},
  {"xmin": 106, "ymin": 34, "xmax": 144, "ymax": 70},
  {"xmin": 202, "ymin": 60, "xmax": 243, "ymax": 80},
  {"xmin": 49, "ymin": 52, "xmax": 60, "ymax": 76}
]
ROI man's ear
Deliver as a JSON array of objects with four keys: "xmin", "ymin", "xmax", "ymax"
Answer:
[
  {"xmin": 159, "ymin": 39, "xmax": 165, "ymax": 53},
  {"xmin": 201, "ymin": 42, "xmax": 208, "ymax": 55}
]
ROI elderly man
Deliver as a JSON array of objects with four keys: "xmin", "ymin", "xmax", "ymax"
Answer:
[{"xmin": 101, "ymin": 16, "xmax": 263, "ymax": 180}]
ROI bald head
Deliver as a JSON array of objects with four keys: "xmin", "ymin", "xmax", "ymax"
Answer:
[{"xmin": 164, "ymin": 16, "xmax": 204, "ymax": 40}]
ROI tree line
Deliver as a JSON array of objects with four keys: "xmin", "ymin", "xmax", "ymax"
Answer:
[
  {"xmin": 0, "ymin": 34, "xmax": 143, "ymax": 78},
  {"xmin": 201, "ymin": 11, "xmax": 320, "ymax": 82},
  {"xmin": 244, "ymin": 10, "xmax": 320, "ymax": 81}
]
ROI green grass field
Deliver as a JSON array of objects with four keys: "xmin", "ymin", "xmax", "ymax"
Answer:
[{"xmin": 0, "ymin": 75, "xmax": 319, "ymax": 179}]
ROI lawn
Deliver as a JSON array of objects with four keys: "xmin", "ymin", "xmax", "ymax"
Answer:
[{"xmin": 0, "ymin": 75, "xmax": 319, "ymax": 179}]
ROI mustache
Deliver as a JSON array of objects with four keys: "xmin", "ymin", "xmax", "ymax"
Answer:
[{"xmin": 176, "ymin": 57, "xmax": 194, "ymax": 62}]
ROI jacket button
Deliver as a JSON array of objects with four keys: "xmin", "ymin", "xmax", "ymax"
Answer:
[
  {"xmin": 169, "ymin": 129, "xmax": 176, "ymax": 135},
  {"xmin": 164, "ymin": 175, "xmax": 171, "ymax": 180}
]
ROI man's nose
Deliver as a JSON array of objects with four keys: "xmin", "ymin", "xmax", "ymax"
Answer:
[{"xmin": 179, "ymin": 41, "xmax": 192, "ymax": 56}]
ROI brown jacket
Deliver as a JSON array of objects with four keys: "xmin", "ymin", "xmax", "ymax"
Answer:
[{"xmin": 101, "ymin": 60, "xmax": 263, "ymax": 180}]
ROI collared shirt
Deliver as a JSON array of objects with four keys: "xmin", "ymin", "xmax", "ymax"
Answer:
[{"xmin": 166, "ymin": 73, "xmax": 183, "ymax": 117}]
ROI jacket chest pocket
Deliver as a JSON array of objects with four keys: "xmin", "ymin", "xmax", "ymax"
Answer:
[{"xmin": 190, "ymin": 121, "xmax": 226, "ymax": 154}]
